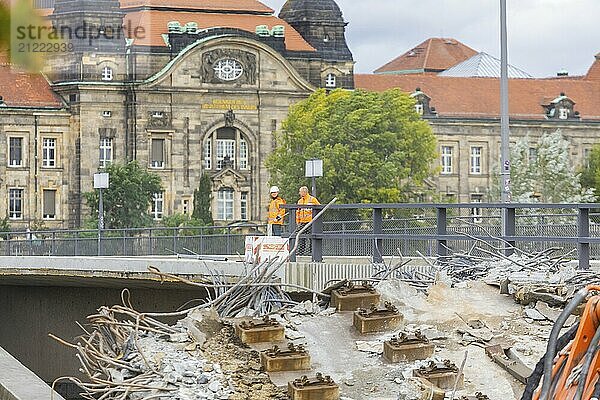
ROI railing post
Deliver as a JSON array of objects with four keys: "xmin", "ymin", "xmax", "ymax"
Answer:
[
  {"xmin": 312, "ymin": 206, "xmax": 323, "ymax": 262},
  {"xmin": 147, "ymin": 228, "xmax": 152, "ymax": 255},
  {"xmin": 51, "ymin": 232, "xmax": 56, "ymax": 256},
  {"xmin": 436, "ymin": 207, "xmax": 447, "ymax": 257},
  {"xmin": 200, "ymin": 227, "xmax": 204, "ymax": 255},
  {"xmin": 373, "ymin": 207, "xmax": 384, "ymax": 263},
  {"xmin": 503, "ymin": 207, "xmax": 516, "ymax": 256},
  {"xmin": 342, "ymin": 221, "xmax": 347, "ymax": 256},
  {"xmin": 226, "ymin": 227, "xmax": 231, "ymax": 255},
  {"xmin": 578, "ymin": 206, "xmax": 590, "ymax": 270},
  {"xmin": 75, "ymin": 231, "xmax": 79, "ymax": 256},
  {"xmin": 289, "ymin": 209, "xmax": 297, "ymax": 262},
  {"xmin": 123, "ymin": 229, "xmax": 127, "ymax": 256},
  {"xmin": 173, "ymin": 228, "xmax": 177, "ymax": 255}
]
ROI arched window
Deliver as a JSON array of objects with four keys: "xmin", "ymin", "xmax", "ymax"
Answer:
[{"xmin": 203, "ymin": 127, "xmax": 250, "ymax": 171}]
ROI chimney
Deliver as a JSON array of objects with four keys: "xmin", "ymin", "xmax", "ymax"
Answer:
[{"xmin": 557, "ymin": 68, "xmax": 569, "ymax": 77}]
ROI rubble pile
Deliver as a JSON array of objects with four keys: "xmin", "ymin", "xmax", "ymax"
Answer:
[
  {"xmin": 50, "ymin": 233, "xmax": 597, "ymax": 399},
  {"xmin": 51, "ymin": 301, "xmax": 287, "ymax": 400}
]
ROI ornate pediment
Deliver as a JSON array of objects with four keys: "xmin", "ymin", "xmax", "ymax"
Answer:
[
  {"xmin": 201, "ymin": 49, "xmax": 257, "ymax": 85},
  {"xmin": 147, "ymin": 111, "xmax": 172, "ymax": 128},
  {"xmin": 212, "ymin": 167, "xmax": 247, "ymax": 190}
]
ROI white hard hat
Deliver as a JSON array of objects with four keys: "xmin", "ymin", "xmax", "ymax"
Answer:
[{"xmin": 270, "ymin": 186, "xmax": 279, "ymax": 193}]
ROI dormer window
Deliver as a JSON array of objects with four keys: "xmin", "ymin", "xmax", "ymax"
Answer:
[
  {"xmin": 325, "ymin": 73, "xmax": 337, "ymax": 88},
  {"xmin": 101, "ymin": 66, "xmax": 113, "ymax": 81},
  {"xmin": 410, "ymin": 88, "xmax": 436, "ymax": 117},
  {"xmin": 543, "ymin": 92, "xmax": 577, "ymax": 120},
  {"xmin": 558, "ymin": 108, "xmax": 569, "ymax": 120}
]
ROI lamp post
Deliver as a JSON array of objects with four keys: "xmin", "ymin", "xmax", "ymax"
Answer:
[
  {"xmin": 500, "ymin": 0, "xmax": 511, "ymax": 204},
  {"xmin": 305, "ymin": 159, "xmax": 323, "ymax": 197},
  {"xmin": 94, "ymin": 173, "xmax": 109, "ymax": 256},
  {"xmin": 499, "ymin": 0, "xmax": 513, "ymax": 257}
]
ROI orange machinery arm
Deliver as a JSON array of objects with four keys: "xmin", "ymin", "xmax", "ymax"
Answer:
[{"xmin": 532, "ymin": 285, "xmax": 600, "ymax": 400}]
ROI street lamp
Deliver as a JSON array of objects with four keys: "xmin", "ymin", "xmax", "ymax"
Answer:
[
  {"xmin": 305, "ymin": 159, "xmax": 323, "ymax": 197},
  {"xmin": 94, "ymin": 172, "xmax": 109, "ymax": 255},
  {"xmin": 500, "ymin": 0, "xmax": 511, "ymax": 203}
]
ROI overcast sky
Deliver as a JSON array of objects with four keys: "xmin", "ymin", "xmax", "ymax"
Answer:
[{"xmin": 263, "ymin": 0, "xmax": 600, "ymax": 78}]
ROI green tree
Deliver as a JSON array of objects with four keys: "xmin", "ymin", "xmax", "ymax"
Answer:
[
  {"xmin": 83, "ymin": 161, "xmax": 162, "ymax": 229},
  {"xmin": 192, "ymin": 173, "xmax": 213, "ymax": 225},
  {"xmin": 0, "ymin": 217, "xmax": 10, "ymax": 239},
  {"xmin": 491, "ymin": 129, "xmax": 594, "ymax": 203},
  {"xmin": 581, "ymin": 144, "xmax": 600, "ymax": 195},
  {"xmin": 266, "ymin": 89, "xmax": 437, "ymax": 204}
]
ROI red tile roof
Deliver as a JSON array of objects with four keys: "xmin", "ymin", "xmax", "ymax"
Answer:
[
  {"xmin": 355, "ymin": 73, "xmax": 600, "ymax": 121},
  {"xmin": 586, "ymin": 55, "xmax": 600, "ymax": 80},
  {"xmin": 120, "ymin": 0, "xmax": 274, "ymax": 14},
  {"xmin": 124, "ymin": 10, "xmax": 315, "ymax": 52},
  {"xmin": 0, "ymin": 63, "xmax": 63, "ymax": 108},
  {"xmin": 374, "ymin": 38, "xmax": 477, "ymax": 74}
]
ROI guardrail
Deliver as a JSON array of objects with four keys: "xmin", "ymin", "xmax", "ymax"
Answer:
[
  {"xmin": 284, "ymin": 203, "xmax": 600, "ymax": 269},
  {"xmin": 0, "ymin": 225, "xmax": 267, "ymax": 258},
  {"xmin": 2, "ymin": 203, "xmax": 600, "ymax": 269}
]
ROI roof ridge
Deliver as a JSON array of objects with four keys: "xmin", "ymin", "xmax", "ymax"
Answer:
[{"xmin": 423, "ymin": 38, "xmax": 433, "ymax": 70}]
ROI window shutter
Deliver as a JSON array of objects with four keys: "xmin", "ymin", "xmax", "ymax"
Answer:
[{"xmin": 44, "ymin": 190, "xmax": 55, "ymax": 216}]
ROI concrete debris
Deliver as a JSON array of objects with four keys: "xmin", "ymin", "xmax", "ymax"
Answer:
[
  {"xmin": 285, "ymin": 330, "xmax": 306, "ymax": 340},
  {"xmin": 290, "ymin": 300, "xmax": 322, "ymax": 315},
  {"xmin": 355, "ymin": 340, "xmax": 384, "ymax": 354},
  {"xmin": 523, "ymin": 308, "xmax": 547, "ymax": 321},
  {"xmin": 53, "ymin": 242, "xmax": 589, "ymax": 400}
]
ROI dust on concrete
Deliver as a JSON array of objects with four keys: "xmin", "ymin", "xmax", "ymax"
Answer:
[{"xmin": 278, "ymin": 279, "xmax": 550, "ymax": 400}]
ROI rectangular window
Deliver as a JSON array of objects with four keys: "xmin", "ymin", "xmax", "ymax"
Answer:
[
  {"xmin": 216, "ymin": 139, "xmax": 235, "ymax": 170},
  {"xmin": 182, "ymin": 199, "xmax": 190, "ymax": 215},
  {"xmin": 325, "ymin": 73, "xmax": 336, "ymax": 88},
  {"xmin": 204, "ymin": 140, "xmax": 212, "ymax": 169},
  {"xmin": 559, "ymin": 108, "xmax": 569, "ymax": 120},
  {"xmin": 217, "ymin": 189, "xmax": 234, "ymax": 220},
  {"xmin": 42, "ymin": 138, "xmax": 56, "ymax": 168},
  {"xmin": 471, "ymin": 194, "xmax": 483, "ymax": 224},
  {"xmin": 240, "ymin": 192, "xmax": 248, "ymax": 220},
  {"xmin": 8, "ymin": 188, "xmax": 23, "ymax": 220},
  {"xmin": 43, "ymin": 189, "xmax": 56, "ymax": 220},
  {"xmin": 415, "ymin": 104, "xmax": 424, "ymax": 115},
  {"xmin": 441, "ymin": 146, "xmax": 453, "ymax": 174},
  {"xmin": 150, "ymin": 138, "xmax": 165, "ymax": 168},
  {"xmin": 99, "ymin": 138, "xmax": 113, "ymax": 168},
  {"xmin": 470, "ymin": 146, "xmax": 482, "ymax": 174},
  {"xmin": 239, "ymin": 139, "xmax": 248, "ymax": 170},
  {"xmin": 9, "ymin": 137, "xmax": 22, "ymax": 167},
  {"xmin": 528, "ymin": 147, "xmax": 538, "ymax": 165},
  {"xmin": 583, "ymin": 148, "xmax": 592, "ymax": 168},
  {"xmin": 151, "ymin": 192, "xmax": 164, "ymax": 220}
]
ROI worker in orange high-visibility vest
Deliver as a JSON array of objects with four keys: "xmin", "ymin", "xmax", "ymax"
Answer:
[
  {"xmin": 296, "ymin": 186, "xmax": 320, "ymax": 254},
  {"xmin": 267, "ymin": 186, "xmax": 286, "ymax": 236}
]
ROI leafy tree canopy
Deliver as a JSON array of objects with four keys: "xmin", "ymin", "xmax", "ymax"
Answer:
[
  {"xmin": 266, "ymin": 89, "xmax": 437, "ymax": 204},
  {"xmin": 491, "ymin": 129, "xmax": 595, "ymax": 203},
  {"xmin": 581, "ymin": 144, "xmax": 600, "ymax": 195},
  {"xmin": 83, "ymin": 161, "xmax": 163, "ymax": 229}
]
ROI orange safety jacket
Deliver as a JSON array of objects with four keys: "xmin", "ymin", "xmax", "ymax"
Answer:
[
  {"xmin": 296, "ymin": 194, "xmax": 320, "ymax": 224},
  {"xmin": 268, "ymin": 197, "xmax": 286, "ymax": 225}
]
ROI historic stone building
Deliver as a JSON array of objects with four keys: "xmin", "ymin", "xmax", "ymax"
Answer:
[
  {"xmin": 3, "ymin": 5, "xmax": 600, "ymax": 230},
  {"xmin": 357, "ymin": 38, "xmax": 600, "ymax": 204},
  {"xmin": 1, "ymin": 0, "xmax": 354, "ymax": 228}
]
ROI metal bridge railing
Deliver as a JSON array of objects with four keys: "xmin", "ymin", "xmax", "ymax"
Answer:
[
  {"xmin": 283, "ymin": 203, "xmax": 600, "ymax": 269},
  {"xmin": 2, "ymin": 203, "xmax": 600, "ymax": 269},
  {"xmin": 0, "ymin": 225, "xmax": 266, "ymax": 258}
]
